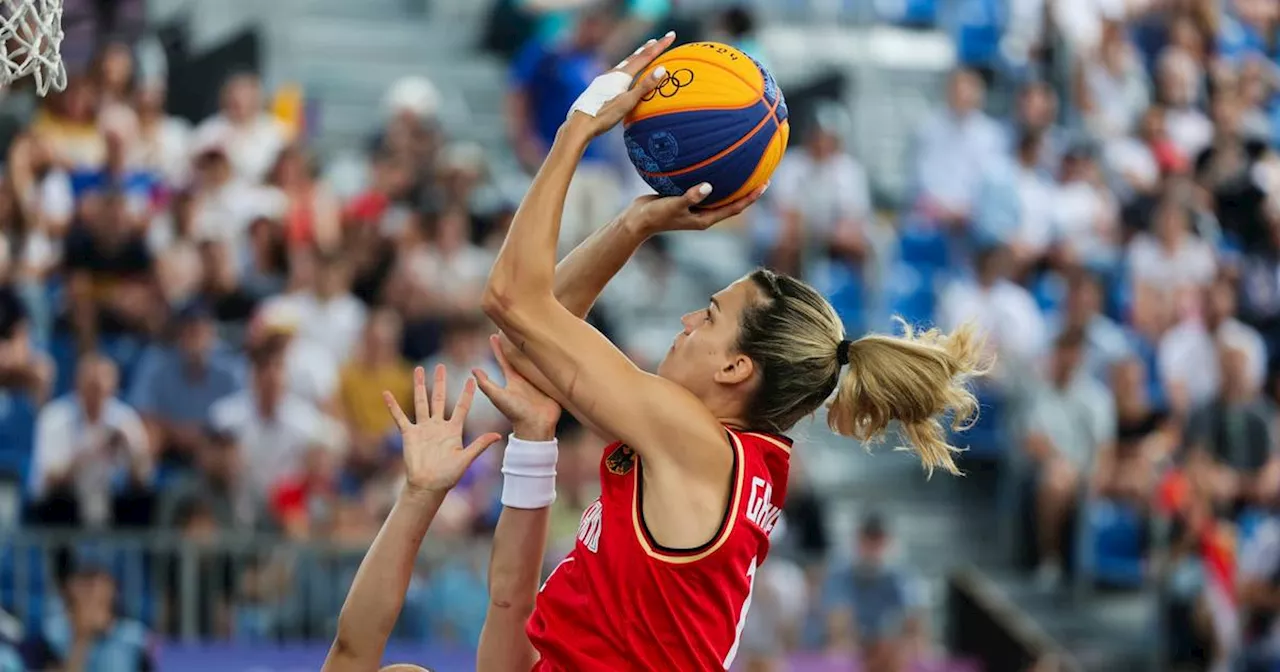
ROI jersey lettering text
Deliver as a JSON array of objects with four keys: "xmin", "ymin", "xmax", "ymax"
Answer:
[
  {"xmin": 576, "ymin": 499, "xmax": 604, "ymax": 553},
  {"xmin": 745, "ymin": 477, "xmax": 781, "ymax": 538}
]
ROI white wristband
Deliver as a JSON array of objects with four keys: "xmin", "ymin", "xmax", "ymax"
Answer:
[{"xmin": 501, "ymin": 434, "xmax": 559, "ymax": 510}]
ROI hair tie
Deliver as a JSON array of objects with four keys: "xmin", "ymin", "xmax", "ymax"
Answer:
[{"xmin": 836, "ymin": 339, "xmax": 852, "ymax": 366}]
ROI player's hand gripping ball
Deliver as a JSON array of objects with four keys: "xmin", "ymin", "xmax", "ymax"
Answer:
[{"xmin": 622, "ymin": 41, "xmax": 789, "ymax": 208}]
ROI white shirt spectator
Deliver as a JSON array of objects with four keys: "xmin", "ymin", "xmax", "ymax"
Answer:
[
  {"xmin": 29, "ymin": 396, "xmax": 150, "ymax": 527},
  {"xmin": 771, "ymin": 151, "xmax": 872, "ymax": 239},
  {"xmin": 1159, "ymin": 317, "xmax": 1268, "ymax": 407},
  {"xmin": 1026, "ymin": 372, "xmax": 1116, "ymax": 468},
  {"xmin": 1239, "ymin": 517, "xmax": 1280, "ymax": 657},
  {"xmin": 1013, "ymin": 165, "xmax": 1059, "ymax": 255},
  {"xmin": 135, "ymin": 115, "xmax": 192, "ymax": 186},
  {"xmin": 406, "ymin": 246, "xmax": 494, "ymax": 307},
  {"xmin": 209, "ymin": 390, "xmax": 325, "ymax": 499},
  {"xmin": 1104, "ymin": 136, "xmax": 1159, "ymax": 201},
  {"xmin": 1128, "ymin": 232, "xmax": 1217, "ymax": 292},
  {"xmin": 191, "ymin": 180, "xmax": 282, "ymax": 245},
  {"xmin": 1051, "ymin": 0, "xmax": 1128, "ymax": 53},
  {"xmin": 192, "ymin": 113, "xmax": 289, "ymax": 184},
  {"xmin": 263, "ymin": 291, "xmax": 368, "ymax": 364},
  {"xmin": 1082, "ymin": 56, "xmax": 1151, "ymax": 139},
  {"xmin": 938, "ymin": 278, "xmax": 1048, "ymax": 366},
  {"xmin": 914, "ymin": 109, "xmax": 1006, "ymax": 214},
  {"xmin": 285, "ymin": 338, "xmax": 339, "ymax": 407},
  {"xmin": 1052, "ymin": 180, "xmax": 1119, "ymax": 266},
  {"xmin": 1165, "ymin": 106, "xmax": 1214, "ymax": 160}
]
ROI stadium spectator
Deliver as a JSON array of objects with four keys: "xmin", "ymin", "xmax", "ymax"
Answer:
[
  {"xmin": 0, "ymin": 235, "xmax": 53, "ymax": 403},
  {"xmin": 131, "ymin": 80, "xmax": 190, "ymax": 187},
  {"xmin": 1075, "ymin": 21, "xmax": 1150, "ymax": 142},
  {"xmin": 262, "ymin": 249, "xmax": 367, "ymax": 365},
  {"xmin": 1050, "ymin": 142, "xmax": 1121, "ymax": 273},
  {"xmin": 253, "ymin": 285, "xmax": 341, "ymax": 410},
  {"xmin": 1157, "ymin": 47, "xmax": 1213, "ymax": 160},
  {"xmin": 154, "ymin": 426, "xmax": 263, "ymax": 532},
  {"xmin": 1127, "ymin": 189, "xmax": 1217, "ymax": 297},
  {"xmin": 401, "ymin": 207, "xmax": 493, "ymax": 320},
  {"xmin": 1007, "ymin": 81, "xmax": 1068, "ymax": 174},
  {"xmin": 912, "ymin": 67, "xmax": 1004, "ymax": 229},
  {"xmin": 1239, "ymin": 507, "xmax": 1280, "ymax": 671},
  {"xmin": 338, "ymin": 307, "xmax": 413, "ymax": 456},
  {"xmin": 1006, "ymin": 131, "xmax": 1059, "ymax": 270},
  {"xmin": 938, "ymin": 243, "xmax": 1047, "ymax": 372},
  {"xmin": 823, "ymin": 513, "xmax": 927, "ymax": 671},
  {"xmin": 508, "ymin": 2, "xmax": 623, "ymax": 248},
  {"xmin": 1159, "ymin": 277, "xmax": 1267, "ymax": 411},
  {"xmin": 1022, "ymin": 329, "xmax": 1115, "ymax": 586},
  {"xmin": 767, "ymin": 106, "xmax": 871, "ymax": 284},
  {"xmin": 27, "ymin": 353, "xmax": 150, "ymax": 528},
  {"xmin": 267, "ymin": 145, "xmax": 342, "ymax": 252},
  {"xmin": 129, "ymin": 301, "xmax": 243, "ymax": 463},
  {"xmin": 21, "ymin": 564, "xmax": 154, "ymax": 671},
  {"xmin": 62, "ymin": 189, "xmax": 157, "ymax": 346},
  {"xmin": 420, "ymin": 315, "xmax": 503, "ymax": 433},
  {"xmin": 29, "ymin": 77, "xmax": 106, "ymax": 176},
  {"xmin": 1055, "ymin": 270, "xmax": 1131, "ymax": 385},
  {"xmin": 270, "ymin": 431, "xmax": 347, "ymax": 539},
  {"xmin": 187, "ymin": 133, "xmax": 279, "ymax": 248},
  {"xmin": 192, "ymin": 73, "xmax": 289, "ymax": 184},
  {"xmin": 1182, "ymin": 342, "xmax": 1278, "ymax": 515},
  {"xmin": 1095, "ymin": 356, "xmax": 1175, "ymax": 505},
  {"xmin": 207, "ymin": 333, "xmax": 328, "ymax": 501}
]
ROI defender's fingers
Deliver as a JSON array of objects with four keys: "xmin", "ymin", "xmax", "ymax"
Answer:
[
  {"xmin": 490, "ymin": 334, "xmax": 516, "ymax": 380},
  {"xmin": 384, "ymin": 391, "xmax": 411, "ymax": 432},
  {"xmin": 412, "ymin": 366, "xmax": 428, "ymax": 422},
  {"xmin": 463, "ymin": 432, "xmax": 504, "ymax": 460},
  {"xmin": 451, "ymin": 377, "xmax": 478, "ymax": 425},
  {"xmin": 430, "ymin": 364, "xmax": 447, "ymax": 419}
]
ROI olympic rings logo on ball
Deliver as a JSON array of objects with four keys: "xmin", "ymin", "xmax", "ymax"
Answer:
[{"xmin": 642, "ymin": 68, "xmax": 694, "ymax": 100}]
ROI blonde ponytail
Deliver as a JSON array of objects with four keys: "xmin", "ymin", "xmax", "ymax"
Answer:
[{"xmin": 827, "ymin": 320, "xmax": 991, "ymax": 476}]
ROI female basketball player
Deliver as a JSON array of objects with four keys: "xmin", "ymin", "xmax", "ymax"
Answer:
[
  {"xmin": 322, "ymin": 365, "xmax": 499, "ymax": 672},
  {"xmin": 477, "ymin": 32, "xmax": 989, "ymax": 671}
]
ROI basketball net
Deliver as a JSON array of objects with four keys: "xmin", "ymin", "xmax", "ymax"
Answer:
[{"xmin": 0, "ymin": 0, "xmax": 65, "ymax": 95}]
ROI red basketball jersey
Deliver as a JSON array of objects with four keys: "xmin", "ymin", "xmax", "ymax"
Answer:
[{"xmin": 527, "ymin": 427, "xmax": 792, "ymax": 671}]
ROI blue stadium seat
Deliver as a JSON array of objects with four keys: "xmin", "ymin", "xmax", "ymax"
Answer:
[
  {"xmin": 884, "ymin": 261, "xmax": 938, "ymax": 326},
  {"xmin": 898, "ymin": 227, "xmax": 951, "ymax": 271},
  {"xmin": 99, "ymin": 334, "xmax": 147, "ymax": 396},
  {"xmin": 48, "ymin": 333, "xmax": 79, "ymax": 398},
  {"xmin": 1081, "ymin": 499, "xmax": 1145, "ymax": 588},
  {"xmin": 953, "ymin": 387, "xmax": 1005, "ymax": 461},
  {"xmin": 0, "ymin": 392, "xmax": 37, "ymax": 487},
  {"xmin": 825, "ymin": 264, "xmax": 866, "ymax": 335},
  {"xmin": 0, "ymin": 544, "xmax": 50, "ymax": 629}
]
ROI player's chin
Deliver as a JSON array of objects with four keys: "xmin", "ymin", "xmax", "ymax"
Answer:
[{"xmin": 655, "ymin": 349, "xmax": 677, "ymax": 379}]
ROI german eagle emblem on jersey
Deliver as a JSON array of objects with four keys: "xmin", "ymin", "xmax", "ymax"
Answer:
[{"xmin": 606, "ymin": 445, "xmax": 636, "ymax": 475}]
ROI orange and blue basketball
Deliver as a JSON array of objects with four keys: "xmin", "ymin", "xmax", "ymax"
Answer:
[{"xmin": 624, "ymin": 42, "xmax": 789, "ymax": 208}]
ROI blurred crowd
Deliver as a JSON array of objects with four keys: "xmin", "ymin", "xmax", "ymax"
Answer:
[{"xmin": 8, "ymin": 0, "xmax": 1280, "ymax": 670}]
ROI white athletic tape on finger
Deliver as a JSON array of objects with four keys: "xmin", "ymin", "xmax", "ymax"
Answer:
[{"xmin": 568, "ymin": 70, "xmax": 635, "ymax": 120}]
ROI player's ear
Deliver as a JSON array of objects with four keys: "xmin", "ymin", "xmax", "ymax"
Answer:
[{"xmin": 714, "ymin": 352, "xmax": 754, "ymax": 386}]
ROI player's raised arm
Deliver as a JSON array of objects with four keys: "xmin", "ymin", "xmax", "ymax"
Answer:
[
  {"xmin": 323, "ymin": 366, "xmax": 500, "ymax": 672},
  {"xmin": 495, "ymin": 186, "xmax": 763, "ymax": 441},
  {"xmin": 473, "ymin": 336, "xmax": 561, "ymax": 672},
  {"xmin": 482, "ymin": 33, "xmax": 733, "ymax": 477}
]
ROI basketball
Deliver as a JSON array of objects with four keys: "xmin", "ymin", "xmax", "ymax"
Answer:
[{"xmin": 623, "ymin": 42, "xmax": 789, "ymax": 208}]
